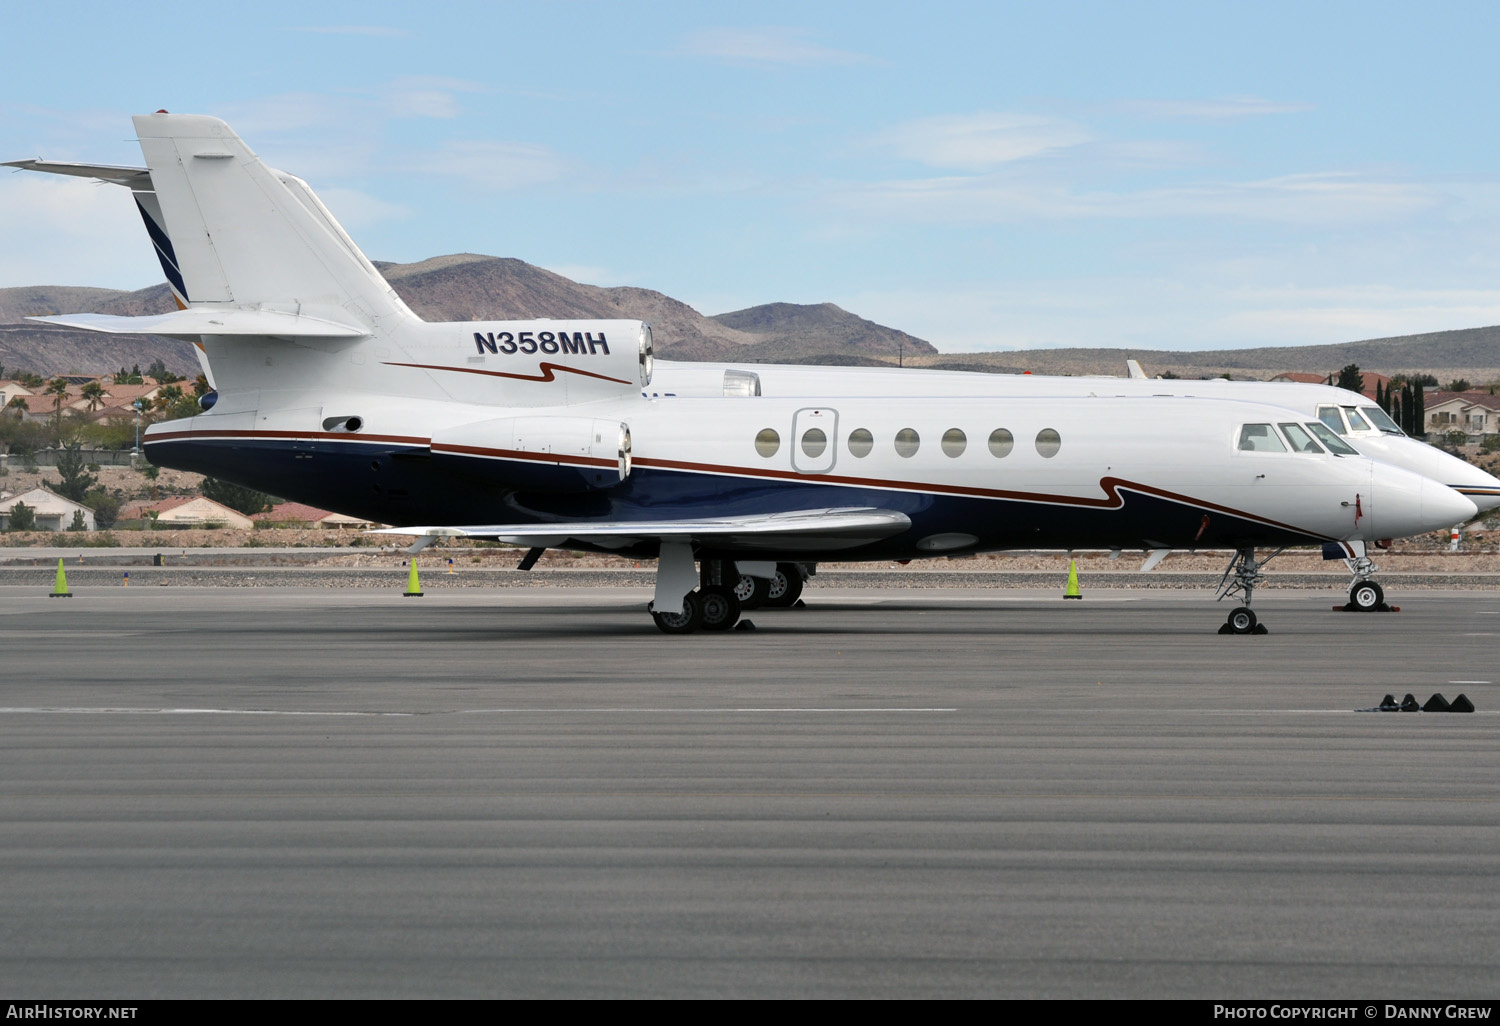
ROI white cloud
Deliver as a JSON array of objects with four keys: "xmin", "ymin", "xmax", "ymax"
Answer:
[
  {"xmin": 316, "ymin": 188, "xmax": 410, "ymax": 230},
  {"xmin": 679, "ymin": 27, "xmax": 876, "ymax": 67},
  {"xmin": 841, "ymin": 171, "xmax": 1440, "ymax": 226},
  {"xmin": 410, "ymin": 140, "xmax": 571, "ymax": 191},
  {"xmin": 374, "ymin": 77, "xmax": 487, "ymax": 120},
  {"xmin": 1116, "ymin": 97, "xmax": 1314, "ymax": 120},
  {"xmin": 0, "ymin": 175, "xmax": 159, "ymax": 288},
  {"xmin": 844, "ymin": 281, "xmax": 1500, "ymax": 353},
  {"xmin": 872, "ymin": 113, "xmax": 1092, "ymax": 170}
]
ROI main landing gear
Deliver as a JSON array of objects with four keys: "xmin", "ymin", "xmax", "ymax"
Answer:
[
  {"xmin": 1216, "ymin": 546, "xmax": 1281, "ymax": 634},
  {"xmin": 648, "ymin": 544, "xmax": 807, "ymax": 634}
]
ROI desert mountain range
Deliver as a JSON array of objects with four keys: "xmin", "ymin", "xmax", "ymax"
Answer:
[{"xmin": 0, "ymin": 253, "xmax": 1495, "ymax": 381}]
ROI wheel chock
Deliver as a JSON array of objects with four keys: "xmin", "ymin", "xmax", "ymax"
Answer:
[
  {"xmin": 1450, "ymin": 694, "xmax": 1476, "ymax": 713},
  {"xmin": 1333, "ymin": 603, "xmax": 1400, "ymax": 612},
  {"xmin": 734, "ymin": 620, "xmax": 757, "ymax": 631},
  {"xmin": 1378, "ymin": 694, "xmax": 1400, "ymax": 711},
  {"xmin": 1422, "ymin": 693, "xmax": 1452, "ymax": 712},
  {"xmin": 792, "ymin": 599, "xmax": 806, "ymax": 609},
  {"xmin": 1399, "ymin": 693, "xmax": 1421, "ymax": 712},
  {"xmin": 1252, "ymin": 624, "xmax": 1269, "ymax": 634}
]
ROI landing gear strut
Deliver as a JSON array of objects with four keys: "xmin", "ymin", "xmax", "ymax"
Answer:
[{"xmin": 1216, "ymin": 546, "xmax": 1281, "ymax": 634}]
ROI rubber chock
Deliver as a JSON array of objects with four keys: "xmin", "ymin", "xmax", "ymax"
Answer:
[
  {"xmin": 1422, "ymin": 693, "xmax": 1451, "ymax": 712},
  {"xmin": 1399, "ymin": 693, "xmax": 1421, "ymax": 712},
  {"xmin": 1252, "ymin": 624, "xmax": 1269, "ymax": 634},
  {"xmin": 792, "ymin": 599, "xmax": 806, "ymax": 609},
  {"xmin": 734, "ymin": 620, "xmax": 757, "ymax": 631},
  {"xmin": 1450, "ymin": 694, "xmax": 1476, "ymax": 713},
  {"xmin": 1217, "ymin": 623, "xmax": 1233, "ymax": 634},
  {"xmin": 1378, "ymin": 694, "xmax": 1400, "ymax": 711}
]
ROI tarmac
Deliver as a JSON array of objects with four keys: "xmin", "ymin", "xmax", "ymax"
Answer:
[{"xmin": 0, "ymin": 580, "xmax": 1498, "ymax": 998}]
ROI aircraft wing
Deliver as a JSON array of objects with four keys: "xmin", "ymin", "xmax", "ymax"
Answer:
[
  {"xmin": 29, "ymin": 309, "xmax": 369, "ymax": 339},
  {"xmin": 371, "ymin": 507, "xmax": 912, "ymax": 552}
]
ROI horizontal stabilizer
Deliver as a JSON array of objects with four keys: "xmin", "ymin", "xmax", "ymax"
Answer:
[
  {"xmin": 3, "ymin": 159, "xmax": 151, "ymax": 188},
  {"xmin": 371, "ymin": 507, "xmax": 912, "ymax": 552},
  {"xmin": 30, "ymin": 309, "xmax": 370, "ymax": 340}
]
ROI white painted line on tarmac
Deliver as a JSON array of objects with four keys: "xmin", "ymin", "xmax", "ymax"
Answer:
[
  {"xmin": 1448, "ymin": 680, "xmax": 1492, "ymax": 685},
  {"xmin": 0, "ymin": 707, "xmax": 412, "ymax": 716},
  {"xmin": 458, "ymin": 707, "xmax": 959, "ymax": 714},
  {"xmin": 0, "ymin": 705, "xmax": 954, "ymax": 716}
]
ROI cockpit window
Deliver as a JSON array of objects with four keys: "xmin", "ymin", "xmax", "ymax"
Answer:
[
  {"xmin": 1238, "ymin": 423, "xmax": 1286, "ymax": 452},
  {"xmin": 1318, "ymin": 406, "xmax": 1347, "ymax": 433},
  {"xmin": 1279, "ymin": 422, "xmax": 1325, "ymax": 453},
  {"xmin": 1360, "ymin": 405, "xmax": 1404, "ymax": 436},
  {"xmin": 1343, "ymin": 406, "xmax": 1372, "ymax": 432},
  {"xmin": 1305, "ymin": 421, "xmax": 1360, "ymax": 455}
]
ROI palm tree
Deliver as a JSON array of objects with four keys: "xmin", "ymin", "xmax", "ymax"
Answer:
[
  {"xmin": 44, "ymin": 378, "xmax": 71, "ymax": 436},
  {"xmin": 81, "ymin": 381, "xmax": 106, "ymax": 412}
]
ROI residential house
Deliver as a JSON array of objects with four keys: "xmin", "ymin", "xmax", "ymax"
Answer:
[
  {"xmin": 1423, "ymin": 390, "xmax": 1500, "ymax": 439},
  {"xmin": 253, "ymin": 502, "xmax": 383, "ymax": 529},
  {"xmin": 119, "ymin": 495, "xmax": 255, "ymax": 529},
  {"xmin": 0, "ymin": 486, "xmax": 96, "ymax": 531}
]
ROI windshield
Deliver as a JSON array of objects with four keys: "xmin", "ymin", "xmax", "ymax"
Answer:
[
  {"xmin": 1318, "ymin": 406, "xmax": 1347, "ymax": 433},
  {"xmin": 1305, "ymin": 421, "xmax": 1360, "ymax": 455},
  {"xmin": 1343, "ymin": 406, "xmax": 1372, "ymax": 432},
  {"xmin": 1238, "ymin": 423, "xmax": 1286, "ymax": 452},
  {"xmin": 1359, "ymin": 405, "xmax": 1404, "ymax": 436},
  {"xmin": 1279, "ymin": 422, "xmax": 1325, "ymax": 453}
]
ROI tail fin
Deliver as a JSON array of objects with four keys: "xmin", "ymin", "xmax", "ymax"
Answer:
[{"xmin": 131, "ymin": 113, "xmax": 414, "ymax": 326}]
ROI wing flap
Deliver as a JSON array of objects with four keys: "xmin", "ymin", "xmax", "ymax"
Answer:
[{"xmin": 371, "ymin": 507, "xmax": 911, "ymax": 553}]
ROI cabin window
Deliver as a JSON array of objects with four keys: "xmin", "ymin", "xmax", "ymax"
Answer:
[
  {"xmin": 800, "ymin": 427, "xmax": 828, "ymax": 459},
  {"xmin": 894, "ymin": 428, "xmax": 920, "ymax": 458},
  {"xmin": 988, "ymin": 428, "xmax": 1014, "ymax": 458},
  {"xmin": 1278, "ymin": 422, "xmax": 1325, "ymax": 453},
  {"xmin": 1238, "ymin": 424, "xmax": 1286, "ymax": 452},
  {"xmin": 754, "ymin": 428, "xmax": 780, "ymax": 458},
  {"xmin": 1305, "ymin": 421, "xmax": 1359, "ymax": 455},
  {"xmin": 847, "ymin": 428, "xmax": 874, "ymax": 458},
  {"xmin": 1035, "ymin": 428, "xmax": 1061, "ymax": 458},
  {"xmin": 941, "ymin": 428, "xmax": 967, "ymax": 458},
  {"xmin": 1318, "ymin": 406, "xmax": 1346, "ymax": 433}
]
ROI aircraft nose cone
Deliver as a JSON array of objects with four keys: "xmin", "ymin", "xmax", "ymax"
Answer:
[{"xmin": 1368, "ymin": 462, "xmax": 1478, "ymax": 537}]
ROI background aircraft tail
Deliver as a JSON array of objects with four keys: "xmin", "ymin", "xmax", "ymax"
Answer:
[{"xmin": 131, "ymin": 113, "xmax": 415, "ymax": 328}]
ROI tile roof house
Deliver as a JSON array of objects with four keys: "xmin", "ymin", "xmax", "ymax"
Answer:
[
  {"xmin": 253, "ymin": 502, "xmax": 383, "ymax": 529},
  {"xmin": 0, "ymin": 486, "xmax": 96, "ymax": 531},
  {"xmin": 119, "ymin": 495, "xmax": 255, "ymax": 529},
  {"xmin": 1424, "ymin": 390, "xmax": 1500, "ymax": 437}
]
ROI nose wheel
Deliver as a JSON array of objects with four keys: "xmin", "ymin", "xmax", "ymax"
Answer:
[
  {"xmin": 1348, "ymin": 580, "xmax": 1386, "ymax": 612},
  {"xmin": 1216, "ymin": 546, "xmax": 1280, "ymax": 635},
  {"xmin": 1222, "ymin": 606, "xmax": 1265, "ymax": 635}
]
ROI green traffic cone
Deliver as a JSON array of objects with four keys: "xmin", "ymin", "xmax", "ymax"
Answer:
[
  {"xmin": 50, "ymin": 558, "xmax": 72, "ymax": 599},
  {"xmin": 1063, "ymin": 559, "xmax": 1082, "ymax": 599},
  {"xmin": 404, "ymin": 559, "xmax": 423, "ymax": 597}
]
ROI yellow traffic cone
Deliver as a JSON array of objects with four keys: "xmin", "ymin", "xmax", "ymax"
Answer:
[
  {"xmin": 50, "ymin": 558, "xmax": 72, "ymax": 599},
  {"xmin": 446, "ymin": 557, "xmax": 456, "ymax": 574},
  {"xmin": 1063, "ymin": 559, "xmax": 1082, "ymax": 599},
  {"xmin": 404, "ymin": 559, "xmax": 423, "ymax": 598}
]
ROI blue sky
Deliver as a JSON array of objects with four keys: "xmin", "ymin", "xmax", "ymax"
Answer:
[{"xmin": 3, "ymin": 0, "xmax": 1500, "ymax": 352}]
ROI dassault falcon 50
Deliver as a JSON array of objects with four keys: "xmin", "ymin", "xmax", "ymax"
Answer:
[{"xmin": 6, "ymin": 114, "xmax": 1476, "ymax": 633}]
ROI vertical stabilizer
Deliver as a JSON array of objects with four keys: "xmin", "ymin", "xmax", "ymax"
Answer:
[{"xmin": 131, "ymin": 113, "xmax": 414, "ymax": 326}]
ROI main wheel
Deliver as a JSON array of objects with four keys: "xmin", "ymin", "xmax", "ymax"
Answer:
[
  {"xmin": 1349, "ymin": 580, "xmax": 1384, "ymax": 612},
  {"xmin": 651, "ymin": 592, "xmax": 703, "ymax": 634},
  {"xmin": 698, "ymin": 586, "xmax": 742, "ymax": 631},
  {"xmin": 733, "ymin": 573, "xmax": 771, "ymax": 610},
  {"xmin": 764, "ymin": 563, "xmax": 805, "ymax": 608},
  {"xmin": 1227, "ymin": 607, "xmax": 1258, "ymax": 634}
]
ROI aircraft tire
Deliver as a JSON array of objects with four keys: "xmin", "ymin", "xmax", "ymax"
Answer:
[
  {"xmin": 652, "ymin": 592, "xmax": 703, "ymax": 634},
  {"xmin": 764, "ymin": 564, "xmax": 804, "ymax": 608},
  {"xmin": 1227, "ymin": 607, "xmax": 1258, "ymax": 634},
  {"xmin": 734, "ymin": 573, "xmax": 771, "ymax": 610},
  {"xmin": 1349, "ymin": 581, "xmax": 1384, "ymax": 612},
  {"xmin": 698, "ymin": 586, "xmax": 742, "ymax": 631}
]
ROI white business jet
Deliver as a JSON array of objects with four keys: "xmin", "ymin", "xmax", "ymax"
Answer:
[
  {"xmin": 653, "ymin": 363, "xmax": 1500, "ymax": 611},
  {"xmin": 5, "ymin": 114, "xmax": 1476, "ymax": 633}
]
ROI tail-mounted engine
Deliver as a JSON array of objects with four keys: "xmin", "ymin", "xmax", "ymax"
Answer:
[{"xmin": 431, "ymin": 415, "xmax": 632, "ymax": 493}]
